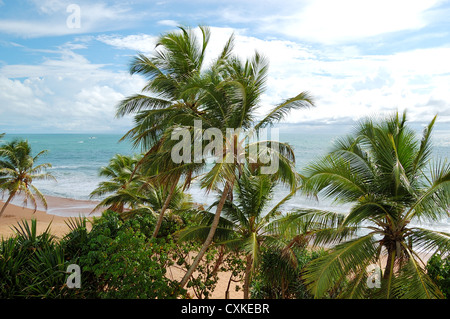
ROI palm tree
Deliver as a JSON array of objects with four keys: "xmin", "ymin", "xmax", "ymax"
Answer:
[
  {"xmin": 116, "ymin": 25, "xmax": 233, "ymax": 238},
  {"xmin": 137, "ymin": 182, "xmax": 193, "ymax": 213},
  {"xmin": 177, "ymin": 49, "xmax": 314, "ymax": 290},
  {"xmin": 297, "ymin": 111, "xmax": 450, "ymax": 298},
  {"xmin": 115, "ymin": 25, "xmax": 314, "ymax": 289},
  {"xmin": 90, "ymin": 153, "xmax": 194, "ymax": 221},
  {"xmin": 89, "ymin": 154, "xmax": 144, "ymax": 214},
  {"xmin": 178, "ymin": 166, "xmax": 302, "ymax": 298},
  {"xmin": 0, "ymin": 139, "xmax": 55, "ymax": 218}
]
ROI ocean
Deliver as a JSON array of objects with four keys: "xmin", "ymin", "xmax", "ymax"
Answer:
[{"xmin": 1, "ymin": 123, "xmax": 449, "ymax": 231}]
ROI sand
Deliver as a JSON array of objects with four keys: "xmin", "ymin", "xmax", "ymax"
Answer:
[
  {"xmin": 0, "ymin": 196, "xmax": 243, "ymax": 299},
  {"xmin": 0, "ymin": 195, "xmax": 100, "ymax": 239}
]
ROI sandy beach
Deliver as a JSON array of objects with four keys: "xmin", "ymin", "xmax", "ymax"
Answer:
[{"xmin": 0, "ymin": 196, "xmax": 99, "ymax": 239}]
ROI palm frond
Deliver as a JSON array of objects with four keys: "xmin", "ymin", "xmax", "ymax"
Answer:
[
  {"xmin": 254, "ymin": 91, "xmax": 314, "ymax": 130},
  {"xmin": 302, "ymin": 234, "xmax": 378, "ymax": 298},
  {"xmin": 390, "ymin": 244, "xmax": 444, "ymax": 299},
  {"xmin": 408, "ymin": 228, "xmax": 450, "ymax": 256}
]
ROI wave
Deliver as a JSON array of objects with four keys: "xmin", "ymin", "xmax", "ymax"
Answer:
[{"xmin": 49, "ymin": 165, "xmax": 98, "ymax": 170}]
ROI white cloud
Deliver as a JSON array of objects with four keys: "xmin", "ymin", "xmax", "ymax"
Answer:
[
  {"xmin": 201, "ymin": 27, "xmax": 450, "ymax": 124},
  {"xmin": 286, "ymin": 0, "xmax": 436, "ymax": 43},
  {"xmin": 0, "ymin": 2, "xmax": 140, "ymax": 38},
  {"xmin": 0, "ymin": 46, "xmax": 146, "ymax": 133},
  {"xmin": 96, "ymin": 34, "xmax": 158, "ymax": 53},
  {"xmin": 218, "ymin": 0, "xmax": 445, "ymax": 45},
  {"xmin": 157, "ymin": 19, "xmax": 179, "ymax": 27}
]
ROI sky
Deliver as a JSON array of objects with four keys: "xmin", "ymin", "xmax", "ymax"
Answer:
[{"xmin": 1, "ymin": 0, "xmax": 450, "ymax": 133}]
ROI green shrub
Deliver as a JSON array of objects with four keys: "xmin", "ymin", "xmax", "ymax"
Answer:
[
  {"xmin": 426, "ymin": 254, "xmax": 450, "ymax": 298},
  {"xmin": 65, "ymin": 210, "xmax": 184, "ymax": 298},
  {"xmin": 1, "ymin": 211, "xmax": 186, "ymax": 299},
  {"xmin": 250, "ymin": 247, "xmax": 326, "ymax": 299},
  {"xmin": 0, "ymin": 237, "xmax": 29, "ymax": 298},
  {"xmin": 80, "ymin": 226, "xmax": 178, "ymax": 298},
  {"xmin": 0, "ymin": 219, "xmax": 77, "ymax": 298}
]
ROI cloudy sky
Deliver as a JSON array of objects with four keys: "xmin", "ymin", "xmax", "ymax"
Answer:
[{"xmin": 1, "ymin": 0, "xmax": 450, "ymax": 133}]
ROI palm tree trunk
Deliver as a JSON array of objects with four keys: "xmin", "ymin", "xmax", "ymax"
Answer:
[
  {"xmin": 179, "ymin": 181, "xmax": 231, "ymax": 290},
  {"xmin": 211, "ymin": 245, "xmax": 225, "ymax": 277},
  {"xmin": 243, "ymin": 254, "xmax": 252, "ymax": 299},
  {"xmin": 383, "ymin": 246, "xmax": 396, "ymax": 299},
  {"xmin": 225, "ymin": 273, "xmax": 233, "ymax": 299},
  {"xmin": 152, "ymin": 176, "xmax": 180, "ymax": 238},
  {"xmin": 0, "ymin": 192, "xmax": 16, "ymax": 218},
  {"xmin": 383, "ymin": 246, "xmax": 396, "ymax": 280}
]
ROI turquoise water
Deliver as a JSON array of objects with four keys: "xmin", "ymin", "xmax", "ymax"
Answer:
[
  {"xmin": 1, "ymin": 124, "xmax": 449, "ymax": 230},
  {"xmin": 1, "ymin": 134, "xmax": 137, "ymax": 200}
]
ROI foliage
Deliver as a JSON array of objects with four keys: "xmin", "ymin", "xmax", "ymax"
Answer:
[
  {"xmin": 299, "ymin": 111, "xmax": 450, "ymax": 299},
  {"xmin": 89, "ymin": 154, "xmax": 144, "ymax": 214},
  {"xmin": 178, "ymin": 166, "xmax": 307, "ymax": 298},
  {"xmin": 250, "ymin": 246, "xmax": 327, "ymax": 299},
  {"xmin": 0, "ymin": 139, "xmax": 55, "ymax": 217},
  {"xmin": 169, "ymin": 241, "xmax": 245, "ymax": 299},
  {"xmin": 62, "ymin": 210, "xmax": 183, "ymax": 299},
  {"xmin": 0, "ymin": 219, "xmax": 77, "ymax": 298},
  {"xmin": 89, "ymin": 152, "xmax": 195, "ymax": 236},
  {"xmin": 426, "ymin": 254, "xmax": 450, "ymax": 298},
  {"xmin": 0, "ymin": 211, "xmax": 187, "ymax": 299},
  {"xmin": 171, "ymin": 241, "xmax": 220, "ymax": 299}
]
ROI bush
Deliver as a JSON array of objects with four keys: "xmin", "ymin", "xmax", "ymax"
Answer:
[
  {"xmin": 0, "ymin": 219, "xmax": 77, "ymax": 298},
  {"xmin": 63, "ymin": 210, "xmax": 184, "ymax": 298},
  {"xmin": 426, "ymin": 254, "xmax": 450, "ymax": 298},
  {"xmin": 250, "ymin": 246, "xmax": 326, "ymax": 299},
  {"xmin": 0, "ymin": 211, "xmax": 186, "ymax": 299}
]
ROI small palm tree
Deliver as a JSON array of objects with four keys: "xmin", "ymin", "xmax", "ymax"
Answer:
[
  {"xmin": 0, "ymin": 139, "xmax": 55, "ymax": 218},
  {"xmin": 90, "ymin": 153, "xmax": 193, "ymax": 219},
  {"xmin": 178, "ymin": 166, "xmax": 302, "ymax": 298},
  {"xmin": 139, "ymin": 182, "xmax": 193, "ymax": 213},
  {"xmin": 89, "ymin": 154, "xmax": 144, "ymax": 214},
  {"xmin": 298, "ymin": 111, "xmax": 450, "ymax": 299}
]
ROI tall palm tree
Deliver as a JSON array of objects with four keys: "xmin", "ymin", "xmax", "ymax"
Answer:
[
  {"xmin": 0, "ymin": 139, "xmax": 55, "ymax": 218},
  {"xmin": 116, "ymin": 25, "xmax": 233, "ymax": 238},
  {"xmin": 178, "ymin": 166, "xmax": 302, "ymax": 298},
  {"xmin": 177, "ymin": 51, "xmax": 314, "ymax": 289},
  {"xmin": 116, "ymin": 25, "xmax": 314, "ymax": 289},
  {"xmin": 297, "ymin": 111, "xmax": 450, "ymax": 299}
]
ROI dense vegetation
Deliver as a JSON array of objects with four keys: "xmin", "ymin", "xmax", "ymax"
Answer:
[{"xmin": 1, "ymin": 25, "xmax": 449, "ymax": 299}]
